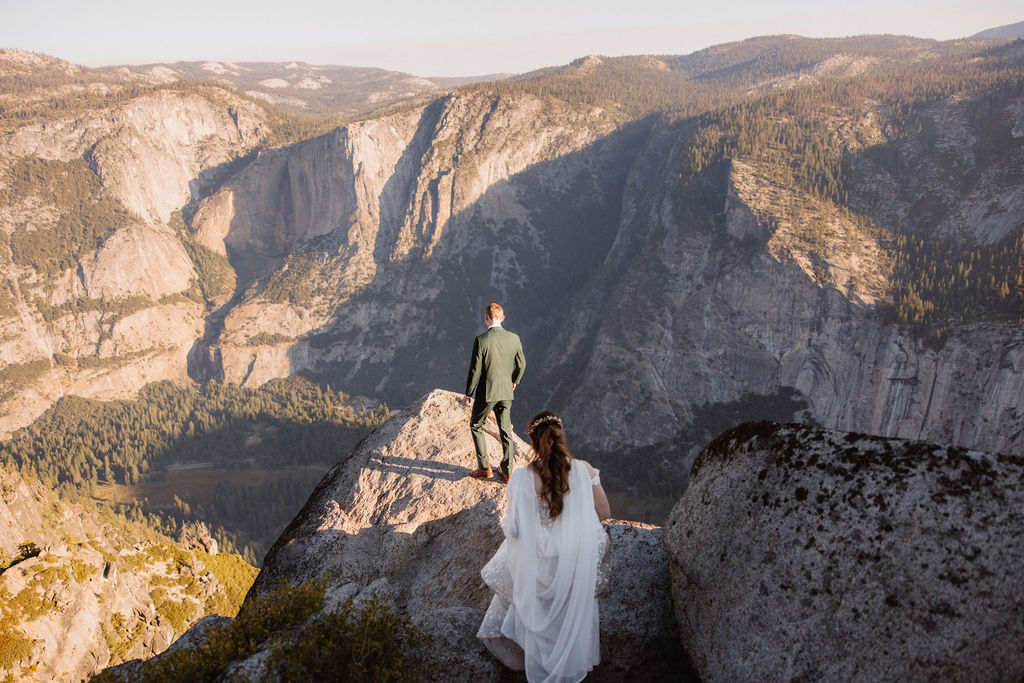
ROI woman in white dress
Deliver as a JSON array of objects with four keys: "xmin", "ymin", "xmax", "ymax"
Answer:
[{"xmin": 478, "ymin": 410, "xmax": 612, "ymax": 683}]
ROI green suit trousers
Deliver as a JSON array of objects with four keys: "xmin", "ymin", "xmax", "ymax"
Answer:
[{"xmin": 470, "ymin": 399, "xmax": 514, "ymax": 472}]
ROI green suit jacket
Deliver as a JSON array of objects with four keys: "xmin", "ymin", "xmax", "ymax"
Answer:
[{"xmin": 465, "ymin": 326, "xmax": 526, "ymax": 402}]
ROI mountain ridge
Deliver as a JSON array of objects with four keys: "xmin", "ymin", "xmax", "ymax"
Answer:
[
  {"xmin": 971, "ymin": 20, "xmax": 1024, "ymax": 40},
  {"xmin": 100, "ymin": 60, "xmax": 458, "ymax": 118}
]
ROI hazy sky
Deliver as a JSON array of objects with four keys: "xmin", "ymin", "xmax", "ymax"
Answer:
[{"xmin": 2, "ymin": 0, "xmax": 1021, "ymax": 77}]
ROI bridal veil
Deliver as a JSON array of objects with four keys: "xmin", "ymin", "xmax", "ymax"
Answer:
[{"xmin": 495, "ymin": 461, "xmax": 604, "ymax": 683}]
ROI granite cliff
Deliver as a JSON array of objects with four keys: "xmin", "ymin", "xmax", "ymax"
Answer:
[
  {"xmin": 0, "ymin": 49, "xmax": 273, "ymax": 437},
  {"xmin": 191, "ymin": 37, "xmax": 1024, "ymax": 488}
]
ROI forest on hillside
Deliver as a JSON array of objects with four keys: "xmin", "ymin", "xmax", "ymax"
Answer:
[{"xmin": 0, "ymin": 377, "xmax": 388, "ymax": 562}]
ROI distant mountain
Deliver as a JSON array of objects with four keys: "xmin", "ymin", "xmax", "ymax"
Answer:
[
  {"xmin": 972, "ymin": 20, "xmax": 1024, "ymax": 39},
  {"xmin": 101, "ymin": 60, "xmax": 502, "ymax": 116},
  {"xmin": 430, "ymin": 73, "xmax": 513, "ymax": 87}
]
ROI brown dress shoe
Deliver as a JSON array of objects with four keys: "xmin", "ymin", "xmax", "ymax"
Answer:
[
  {"xmin": 498, "ymin": 468, "xmax": 510, "ymax": 483},
  {"xmin": 467, "ymin": 467, "xmax": 493, "ymax": 479}
]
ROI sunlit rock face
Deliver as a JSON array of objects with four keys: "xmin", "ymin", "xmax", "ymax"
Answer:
[
  {"xmin": 0, "ymin": 467, "xmax": 249, "ymax": 682},
  {"xmin": 0, "ymin": 72, "xmax": 267, "ymax": 437},
  {"xmin": 246, "ymin": 389, "xmax": 685, "ymax": 680}
]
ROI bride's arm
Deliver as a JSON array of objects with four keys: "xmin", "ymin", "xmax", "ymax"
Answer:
[
  {"xmin": 502, "ymin": 470, "xmax": 522, "ymax": 538},
  {"xmin": 582, "ymin": 461, "xmax": 611, "ymax": 521},
  {"xmin": 592, "ymin": 483, "xmax": 611, "ymax": 522}
]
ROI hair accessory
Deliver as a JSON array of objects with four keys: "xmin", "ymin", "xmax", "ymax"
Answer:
[{"xmin": 529, "ymin": 414, "xmax": 562, "ymax": 435}]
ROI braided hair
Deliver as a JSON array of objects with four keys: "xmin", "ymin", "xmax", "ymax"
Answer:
[{"xmin": 528, "ymin": 411, "xmax": 572, "ymax": 519}]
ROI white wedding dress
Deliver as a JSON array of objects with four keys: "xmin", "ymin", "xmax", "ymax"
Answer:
[{"xmin": 477, "ymin": 461, "xmax": 609, "ymax": 683}]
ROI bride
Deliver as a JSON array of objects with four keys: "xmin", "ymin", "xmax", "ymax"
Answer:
[{"xmin": 477, "ymin": 410, "xmax": 612, "ymax": 682}]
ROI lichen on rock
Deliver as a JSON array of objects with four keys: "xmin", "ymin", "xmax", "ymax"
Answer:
[{"xmin": 665, "ymin": 421, "xmax": 1024, "ymax": 682}]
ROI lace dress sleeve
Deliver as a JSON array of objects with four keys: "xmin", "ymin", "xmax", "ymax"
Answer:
[{"xmin": 588, "ymin": 466, "xmax": 610, "ymax": 594}]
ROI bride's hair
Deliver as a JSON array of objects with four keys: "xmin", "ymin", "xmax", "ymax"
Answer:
[{"xmin": 528, "ymin": 411, "xmax": 572, "ymax": 519}]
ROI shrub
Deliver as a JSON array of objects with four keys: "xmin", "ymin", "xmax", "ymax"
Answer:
[
  {"xmin": 180, "ymin": 239, "xmax": 236, "ymax": 303},
  {"xmin": 90, "ymin": 579, "xmax": 422, "ymax": 683},
  {"xmin": 71, "ymin": 559, "xmax": 93, "ymax": 584},
  {"xmin": 0, "ymin": 278, "xmax": 16, "ymax": 318},
  {"xmin": 0, "ymin": 626, "xmax": 35, "ymax": 672},
  {"xmin": 154, "ymin": 597, "xmax": 198, "ymax": 633},
  {"xmin": 262, "ymin": 253, "xmax": 319, "ymax": 305},
  {"xmin": 246, "ymin": 332, "xmax": 295, "ymax": 347},
  {"xmin": 101, "ymin": 615, "xmax": 146, "ymax": 665},
  {"xmin": 268, "ymin": 593, "xmax": 421, "ymax": 682}
]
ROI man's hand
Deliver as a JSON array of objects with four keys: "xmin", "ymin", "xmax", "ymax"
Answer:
[{"xmin": 462, "ymin": 395, "xmax": 473, "ymax": 408}]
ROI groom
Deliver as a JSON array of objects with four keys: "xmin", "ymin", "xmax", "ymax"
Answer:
[{"xmin": 464, "ymin": 303, "xmax": 525, "ymax": 482}]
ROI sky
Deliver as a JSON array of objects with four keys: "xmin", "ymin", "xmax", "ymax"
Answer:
[{"xmin": 2, "ymin": 0, "xmax": 1021, "ymax": 77}]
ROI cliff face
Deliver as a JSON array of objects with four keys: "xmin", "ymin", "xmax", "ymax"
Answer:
[
  {"xmin": 202, "ymin": 90, "xmax": 637, "ymax": 396},
  {"xmin": 199, "ymin": 79, "xmax": 1024, "ymax": 473},
  {"xmin": 548, "ymin": 111, "xmax": 1024, "ymax": 460},
  {"xmin": 0, "ymin": 466, "xmax": 256, "ymax": 682}
]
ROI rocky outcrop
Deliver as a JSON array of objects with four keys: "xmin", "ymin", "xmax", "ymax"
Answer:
[
  {"xmin": 0, "ymin": 467, "xmax": 257, "ymax": 682},
  {"xmin": 241, "ymin": 389, "xmax": 685, "ymax": 680},
  {"xmin": 80, "ymin": 224, "xmax": 197, "ymax": 300},
  {"xmin": 664, "ymin": 421, "xmax": 1024, "ymax": 682}
]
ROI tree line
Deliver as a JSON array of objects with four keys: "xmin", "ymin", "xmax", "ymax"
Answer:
[
  {"xmin": 3, "ymin": 156, "xmax": 134, "ymax": 277},
  {"xmin": 0, "ymin": 376, "xmax": 388, "ymax": 561},
  {"xmin": 0, "ymin": 376, "xmax": 386, "ymax": 490}
]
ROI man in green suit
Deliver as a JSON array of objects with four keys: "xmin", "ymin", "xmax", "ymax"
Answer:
[{"xmin": 464, "ymin": 302, "xmax": 526, "ymax": 482}]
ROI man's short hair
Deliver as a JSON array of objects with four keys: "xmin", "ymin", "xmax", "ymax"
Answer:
[{"xmin": 486, "ymin": 302, "xmax": 504, "ymax": 321}]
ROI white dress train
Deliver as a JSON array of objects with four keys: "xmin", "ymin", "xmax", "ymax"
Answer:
[{"xmin": 478, "ymin": 462, "xmax": 609, "ymax": 683}]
